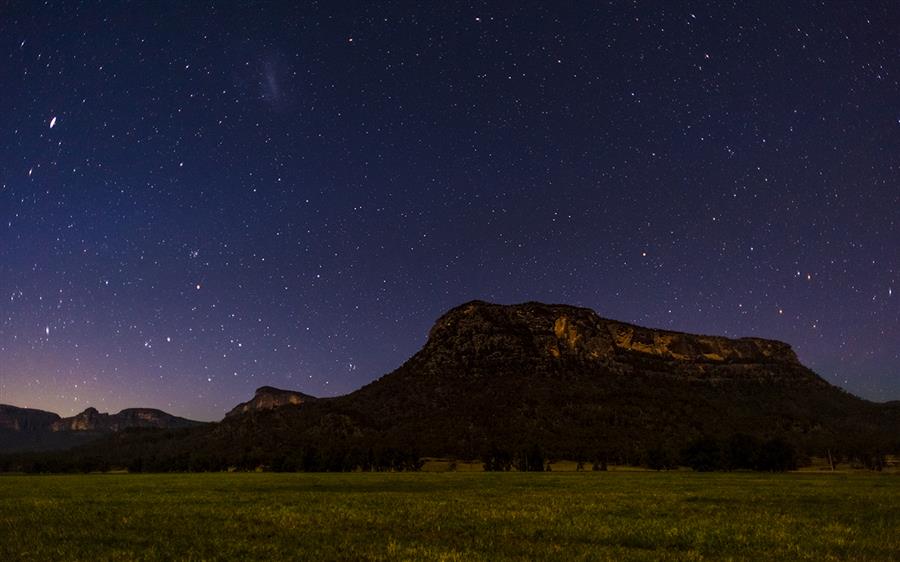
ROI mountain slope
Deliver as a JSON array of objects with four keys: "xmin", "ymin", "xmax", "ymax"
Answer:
[{"xmin": 333, "ymin": 301, "xmax": 895, "ymax": 459}]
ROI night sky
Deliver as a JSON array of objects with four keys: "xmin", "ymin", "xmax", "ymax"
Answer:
[{"xmin": 2, "ymin": 2, "xmax": 898, "ymax": 421}]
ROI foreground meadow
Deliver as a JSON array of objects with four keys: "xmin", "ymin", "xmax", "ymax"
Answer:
[{"xmin": 1, "ymin": 471, "xmax": 898, "ymax": 561}]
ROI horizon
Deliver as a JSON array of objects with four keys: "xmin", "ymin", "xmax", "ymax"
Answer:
[
  {"xmin": 3, "ymin": 298, "xmax": 899, "ymax": 422},
  {"xmin": 2, "ymin": 2, "xmax": 898, "ymax": 420}
]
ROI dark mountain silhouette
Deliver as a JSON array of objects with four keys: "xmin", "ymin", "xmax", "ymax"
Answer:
[
  {"xmin": 0, "ymin": 404, "xmax": 204, "ymax": 453},
  {"xmin": 49, "ymin": 407, "xmax": 201, "ymax": 432},
  {"xmin": 334, "ymin": 301, "xmax": 899, "ymax": 458},
  {"xmin": 2, "ymin": 301, "xmax": 898, "ymax": 470},
  {"xmin": 0, "ymin": 405, "xmax": 59, "ymax": 431},
  {"xmin": 192, "ymin": 301, "xmax": 897, "ymax": 464}
]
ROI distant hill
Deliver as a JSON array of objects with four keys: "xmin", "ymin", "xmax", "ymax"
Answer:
[
  {"xmin": 226, "ymin": 386, "xmax": 317, "ymax": 418},
  {"xmin": 0, "ymin": 405, "xmax": 59, "ymax": 432},
  {"xmin": 2, "ymin": 301, "xmax": 898, "ymax": 470},
  {"xmin": 0, "ymin": 404, "xmax": 204, "ymax": 453}
]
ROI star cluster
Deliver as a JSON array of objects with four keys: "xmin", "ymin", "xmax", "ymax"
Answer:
[{"xmin": 1, "ymin": 2, "xmax": 898, "ymax": 420}]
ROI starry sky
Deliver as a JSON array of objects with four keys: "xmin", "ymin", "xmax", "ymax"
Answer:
[{"xmin": 2, "ymin": 2, "xmax": 898, "ymax": 421}]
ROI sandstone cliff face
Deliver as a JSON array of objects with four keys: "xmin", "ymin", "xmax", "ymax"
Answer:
[
  {"xmin": 0, "ymin": 405, "xmax": 60, "ymax": 432},
  {"xmin": 427, "ymin": 300, "xmax": 800, "ymax": 369},
  {"xmin": 51, "ymin": 407, "xmax": 102, "ymax": 431},
  {"xmin": 49, "ymin": 407, "xmax": 202, "ymax": 432},
  {"xmin": 225, "ymin": 386, "xmax": 316, "ymax": 418},
  {"xmin": 1, "ymin": 404, "xmax": 202, "ymax": 453}
]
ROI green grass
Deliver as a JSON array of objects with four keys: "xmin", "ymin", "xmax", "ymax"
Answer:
[{"xmin": 1, "ymin": 472, "xmax": 898, "ymax": 561}]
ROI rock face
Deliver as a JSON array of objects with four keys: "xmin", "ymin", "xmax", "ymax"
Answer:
[
  {"xmin": 0, "ymin": 405, "xmax": 60, "ymax": 432},
  {"xmin": 427, "ymin": 300, "xmax": 800, "ymax": 367},
  {"xmin": 0, "ymin": 404, "xmax": 204, "ymax": 453},
  {"xmin": 49, "ymin": 407, "xmax": 202, "ymax": 432},
  {"xmin": 225, "ymin": 386, "xmax": 316, "ymax": 418},
  {"xmin": 50, "ymin": 407, "xmax": 103, "ymax": 431},
  {"xmin": 410, "ymin": 300, "xmax": 812, "ymax": 390}
]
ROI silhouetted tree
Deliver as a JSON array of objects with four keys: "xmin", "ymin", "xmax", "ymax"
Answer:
[
  {"xmin": 482, "ymin": 444, "xmax": 512, "ymax": 471},
  {"xmin": 516, "ymin": 445, "xmax": 545, "ymax": 472},
  {"xmin": 645, "ymin": 447, "xmax": 677, "ymax": 471},
  {"xmin": 755, "ymin": 438, "xmax": 797, "ymax": 472},
  {"xmin": 724, "ymin": 434, "xmax": 761, "ymax": 470},
  {"xmin": 682, "ymin": 437, "xmax": 722, "ymax": 472}
]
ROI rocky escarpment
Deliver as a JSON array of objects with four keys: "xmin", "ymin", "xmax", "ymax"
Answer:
[
  {"xmin": 225, "ymin": 386, "xmax": 317, "ymax": 418},
  {"xmin": 0, "ymin": 404, "xmax": 203, "ymax": 453},
  {"xmin": 50, "ymin": 407, "xmax": 202, "ymax": 432},
  {"xmin": 50, "ymin": 407, "xmax": 105, "ymax": 431},
  {"xmin": 339, "ymin": 300, "xmax": 870, "ymax": 457},
  {"xmin": 0, "ymin": 405, "xmax": 60, "ymax": 432},
  {"xmin": 415, "ymin": 300, "xmax": 808, "ymax": 388},
  {"xmin": 427, "ymin": 300, "xmax": 800, "ymax": 366}
]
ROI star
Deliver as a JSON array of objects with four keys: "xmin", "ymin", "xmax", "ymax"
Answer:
[{"xmin": 1, "ymin": 0, "xmax": 897, "ymax": 419}]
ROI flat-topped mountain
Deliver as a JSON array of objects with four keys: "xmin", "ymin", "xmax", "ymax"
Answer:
[
  {"xmin": 0, "ymin": 405, "xmax": 60, "ymax": 432},
  {"xmin": 331, "ymin": 301, "xmax": 868, "ymax": 456},
  {"xmin": 50, "ymin": 407, "xmax": 201, "ymax": 432},
  {"xmin": 226, "ymin": 386, "xmax": 317, "ymax": 418},
  {"xmin": 0, "ymin": 404, "xmax": 203, "ymax": 453}
]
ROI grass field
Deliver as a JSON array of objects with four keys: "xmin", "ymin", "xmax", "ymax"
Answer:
[{"xmin": 1, "ymin": 472, "xmax": 898, "ymax": 561}]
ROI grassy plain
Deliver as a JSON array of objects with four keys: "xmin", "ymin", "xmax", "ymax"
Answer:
[{"xmin": 1, "ymin": 471, "xmax": 898, "ymax": 561}]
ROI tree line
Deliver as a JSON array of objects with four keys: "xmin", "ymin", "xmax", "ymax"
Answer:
[{"xmin": 0, "ymin": 430, "xmax": 891, "ymax": 474}]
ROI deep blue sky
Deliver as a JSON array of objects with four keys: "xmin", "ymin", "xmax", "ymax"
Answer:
[{"xmin": 2, "ymin": 1, "xmax": 898, "ymax": 420}]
